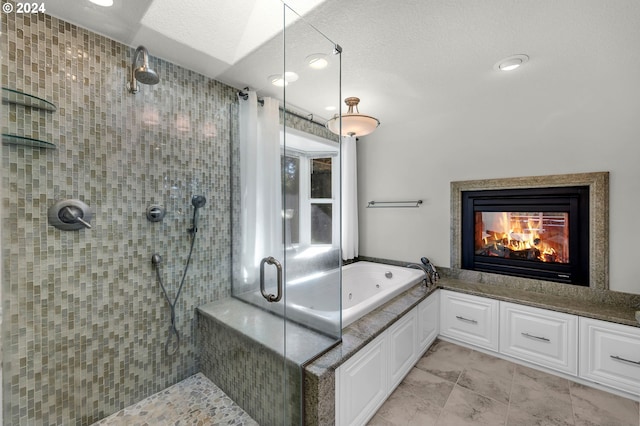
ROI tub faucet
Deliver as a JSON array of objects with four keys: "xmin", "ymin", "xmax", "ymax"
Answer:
[
  {"xmin": 406, "ymin": 263, "xmax": 432, "ymax": 286},
  {"xmin": 421, "ymin": 257, "xmax": 440, "ymax": 282}
]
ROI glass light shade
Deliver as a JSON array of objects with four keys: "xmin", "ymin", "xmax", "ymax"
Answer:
[{"xmin": 325, "ymin": 97, "xmax": 380, "ymax": 137}]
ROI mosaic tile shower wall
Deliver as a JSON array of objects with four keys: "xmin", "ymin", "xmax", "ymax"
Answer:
[
  {"xmin": 1, "ymin": 9, "xmax": 237, "ymax": 425},
  {"xmin": 197, "ymin": 311, "xmax": 303, "ymax": 425}
]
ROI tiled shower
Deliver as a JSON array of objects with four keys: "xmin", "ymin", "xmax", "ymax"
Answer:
[
  {"xmin": 2, "ymin": 3, "xmax": 343, "ymax": 423},
  {"xmin": 3, "ymin": 9, "xmax": 234, "ymax": 425}
]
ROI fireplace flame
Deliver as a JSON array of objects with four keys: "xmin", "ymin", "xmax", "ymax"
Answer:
[{"xmin": 477, "ymin": 212, "xmax": 568, "ymax": 263}]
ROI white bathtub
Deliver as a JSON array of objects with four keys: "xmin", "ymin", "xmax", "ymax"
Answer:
[
  {"xmin": 235, "ymin": 261, "xmax": 425, "ymax": 335},
  {"xmin": 341, "ymin": 262, "xmax": 424, "ymax": 327}
]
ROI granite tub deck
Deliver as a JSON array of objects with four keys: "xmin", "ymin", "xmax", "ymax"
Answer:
[
  {"xmin": 303, "ymin": 274, "xmax": 640, "ymax": 425},
  {"xmin": 93, "ymin": 373, "xmax": 257, "ymax": 425}
]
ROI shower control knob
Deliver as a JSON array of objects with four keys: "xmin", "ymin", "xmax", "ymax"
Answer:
[
  {"xmin": 48, "ymin": 199, "xmax": 93, "ymax": 231},
  {"xmin": 146, "ymin": 204, "xmax": 166, "ymax": 222}
]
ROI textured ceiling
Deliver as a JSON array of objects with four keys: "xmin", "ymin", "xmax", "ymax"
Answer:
[{"xmin": 45, "ymin": 0, "xmax": 640, "ymax": 129}]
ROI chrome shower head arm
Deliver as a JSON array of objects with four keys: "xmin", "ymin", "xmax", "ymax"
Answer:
[{"xmin": 128, "ymin": 46, "xmax": 158, "ymax": 94}]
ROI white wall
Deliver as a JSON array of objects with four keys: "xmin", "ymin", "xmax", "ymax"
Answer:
[{"xmin": 357, "ymin": 71, "xmax": 640, "ymax": 295}]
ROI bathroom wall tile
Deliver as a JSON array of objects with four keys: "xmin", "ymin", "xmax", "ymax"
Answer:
[{"xmin": 2, "ymin": 4, "xmax": 236, "ymax": 424}]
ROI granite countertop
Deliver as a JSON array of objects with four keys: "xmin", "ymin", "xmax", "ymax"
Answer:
[
  {"xmin": 440, "ymin": 278, "xmax": 640, "ymax": 328},
  {"xmin": 306, "ymin": 276, "xmax": 640, "ymax": 377}
]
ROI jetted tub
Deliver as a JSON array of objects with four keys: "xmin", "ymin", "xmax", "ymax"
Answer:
[
  {"xmin": 341, "ymin": 261, "xmax": 425, "ymax": 327},
  {"xmin": 235, "ymin": 261, "xmax": 425, "ymax": 335}
]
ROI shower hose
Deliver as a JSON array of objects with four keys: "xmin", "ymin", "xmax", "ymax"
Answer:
[{"xmin": 153, "ymin": 230, "xmax": 197, "ymax": 356}]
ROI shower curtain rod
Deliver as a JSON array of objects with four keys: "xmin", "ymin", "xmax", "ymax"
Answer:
[{"xmin": 237, "ymin": 90, "xmax": 329, "ymax": 129}]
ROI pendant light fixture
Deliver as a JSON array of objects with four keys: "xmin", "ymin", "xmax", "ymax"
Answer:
[{"xmin": 326, "ymin": 97, "xmax": 380, "ymax": 137}]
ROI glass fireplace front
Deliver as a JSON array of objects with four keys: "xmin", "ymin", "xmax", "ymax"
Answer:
[{"xmin": 461, "ymin": 187, "xmax": 589, "ymax": 286}]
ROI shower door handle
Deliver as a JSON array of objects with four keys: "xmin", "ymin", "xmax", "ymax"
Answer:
[{"xmin": 260, "ymin": 256, "xmax": 283, "ymax": 303}]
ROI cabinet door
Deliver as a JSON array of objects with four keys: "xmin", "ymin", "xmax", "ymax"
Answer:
[
  {"xmin": 579, "ymin": 317, "xmax": 640, "ymax": 396},
  {"xmin": 388, "ymin": 308, "xmax": 418, "ymax": 391},
  {"xmin": 500, "ymin": 302, "xmax": 578, "ymax": 375},
  {"xmin": 440, "ymin": 290, "xmax": 499, "ymax": 351},
  {"xmin": 336, "ymin": 333, "xmax": 387, "ymax": 426},
  {"xmin": 418, "ymin": 290, "xmax": 439, "ymax": 354}
]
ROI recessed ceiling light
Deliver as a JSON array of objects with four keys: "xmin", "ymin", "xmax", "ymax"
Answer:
[
  {"xmin": 89, "ymin": 0, "xmax": 114, "ymax": 6},
  {"xmin": 495, "ymin": 54, "xmax": 529, "ymax": 71},
  {"xmin": 306, "ymin": 53, "xmax": 328, "ymax": 70},
  {"xmin": 268, "ymin": 71, "xmax": 299, "ymax": 87},
  {"xmin": 284, "ymin": 71, "xmax": 299, "ymax": 82},
  {"xmin": 325, "ymin": 106, "xmax": 336, "ymax": 111}
]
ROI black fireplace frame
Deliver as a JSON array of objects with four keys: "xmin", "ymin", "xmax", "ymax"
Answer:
[{"xmin": 461, "ymin": 186, "xmax": 590, "ymax": 286}]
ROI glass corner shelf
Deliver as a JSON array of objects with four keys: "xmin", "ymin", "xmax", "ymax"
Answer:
[
  {"xmin": 2, "ymin": 87, "xmax": 57, "ymax": 111},
  {"xmin": 2, "ymin": 134, "xmax": 56, "ymax": 149}
]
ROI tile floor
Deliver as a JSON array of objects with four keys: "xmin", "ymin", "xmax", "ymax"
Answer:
[
  {"xmin": 93, "ymin": 373, "xmax": 257, "ymax": 426},
  {"xmin": 369, "ymin": 339, "xmax": 640, "ymax": 426}
]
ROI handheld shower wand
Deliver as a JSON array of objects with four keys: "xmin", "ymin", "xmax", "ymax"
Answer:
[
  {"xmin": 152, "ymin": 194, "xmax": 206, "ymax": 356},
  {"xmin": 189, "ymin": 195, "xmax": 207, "ymax": 233}
]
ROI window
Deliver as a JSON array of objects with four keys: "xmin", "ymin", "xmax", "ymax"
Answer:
[
  {"xmin": 310, "ymin": 157, "xmax": 333, "ymax": 244},
  {"xmin": 281, "ymin": 130, "xmax": 339, "ymax": 247}
]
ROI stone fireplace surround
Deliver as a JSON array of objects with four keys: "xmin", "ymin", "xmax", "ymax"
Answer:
[{"xmin": 451, "ymin": 172, "xmax": 609, "ymax": 293}]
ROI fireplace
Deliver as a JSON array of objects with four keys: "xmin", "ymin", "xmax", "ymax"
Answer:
[
  {"xmin": 461, "ymin": 187, "xmax": 590, "ymax": 285},
  {"xmin": 450, "ymin": 172, "xmax": 609, "ymax": 290}
]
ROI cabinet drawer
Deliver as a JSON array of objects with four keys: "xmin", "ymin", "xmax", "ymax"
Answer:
[
  {"xmin": 500, "ymin": 302, "xmax": 578, "ymax": 375},
  {"xmin": 440, "ymin": 290, "xmax": 499, "ymax": 351},
  {"xmin": 579, "ymin": 317, "xmax": 640, "ymax": 396}
]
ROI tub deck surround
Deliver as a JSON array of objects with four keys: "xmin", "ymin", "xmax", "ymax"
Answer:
[{"xmin": 303, "ymin": 263, "xmax": 639, "ymax": 425}]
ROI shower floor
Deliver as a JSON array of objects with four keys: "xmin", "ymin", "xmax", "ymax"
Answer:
[{"xmin": 92, "ymin": 373, "xmax": 257, "ymax": 425}]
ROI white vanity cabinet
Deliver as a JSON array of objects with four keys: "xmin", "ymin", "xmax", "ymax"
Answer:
[
  {"xmin": 579, "ymin": 317, "xmax": 640, "ymax": 396},
  {"xmin": 440, "ymin": 290, "xmax": 499, "ymax": 351},
  {"xmin": 500, "ymin": 302, "xmax": 578, "ymax": 375},
  {"xmin": 388, "ymin": 309, "xmax": 418, "ymax": 390},
  {"xmin": 336, "ymin": 332, "xmax": 387, "ymax": 426},
  {"xmin": 336, "ymin": 291, "xmax": 440, "ymax": 426},
  {"xmin": 417, "ymin": 289, "xmax": 439, "ymax": 354}
]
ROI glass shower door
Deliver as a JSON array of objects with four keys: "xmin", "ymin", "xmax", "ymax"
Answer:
[{"xmin": 229, "ymin": 2, "xmax": 342, "ymax": 424}]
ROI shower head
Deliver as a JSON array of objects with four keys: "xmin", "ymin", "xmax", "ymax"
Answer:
[
  {"xmin": 192, "ymin": 195, "xmax": 207, "ymax": 209},
  {"xmin": 135, "ymin": 66, "xmax": 159, "ymax": 85},
  {"xmin": 128, "ymin": 46, "xmax": 159, "ymax": 94}
]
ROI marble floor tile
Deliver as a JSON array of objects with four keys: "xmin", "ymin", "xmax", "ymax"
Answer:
[
  {"xmin": 437, "ymin": 384, "xmax": 508, "ymax": 426},
  {"xmin": 508, "ymin": 366, "xmax": 574, "ymax": 426},
  {"xmin": 457, "ymin": 350, "xmax": 516, "ymax": 404},
  {"xmin": 371, "ymin": 387, "xmax": 430, "ymax": 425},
  {"xmin": 570, "ymin": 382, "xmax": 639, "ymax": 426},
  {"xmin": 415, "ymin": 339, "xmax": 471, "ymax": 383},
  {"xmin": 506, "ymin": 405, "xmax": 575, "ymax": 426},
  {"xmin": 513, "ymin": 364, "xmax": 572, "ymax": 396},
  {"xmin": 373, "ymin": 341, "xmax": 640, "ymax": 426},
  {"xmin": 397, "ymin": 367, "xmax": 455, "ymax": 408}
]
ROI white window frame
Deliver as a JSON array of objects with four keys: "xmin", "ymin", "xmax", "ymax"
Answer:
[{"xmin": 281, "ymin": 129, "xmax": 339, "ymax": 248}]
